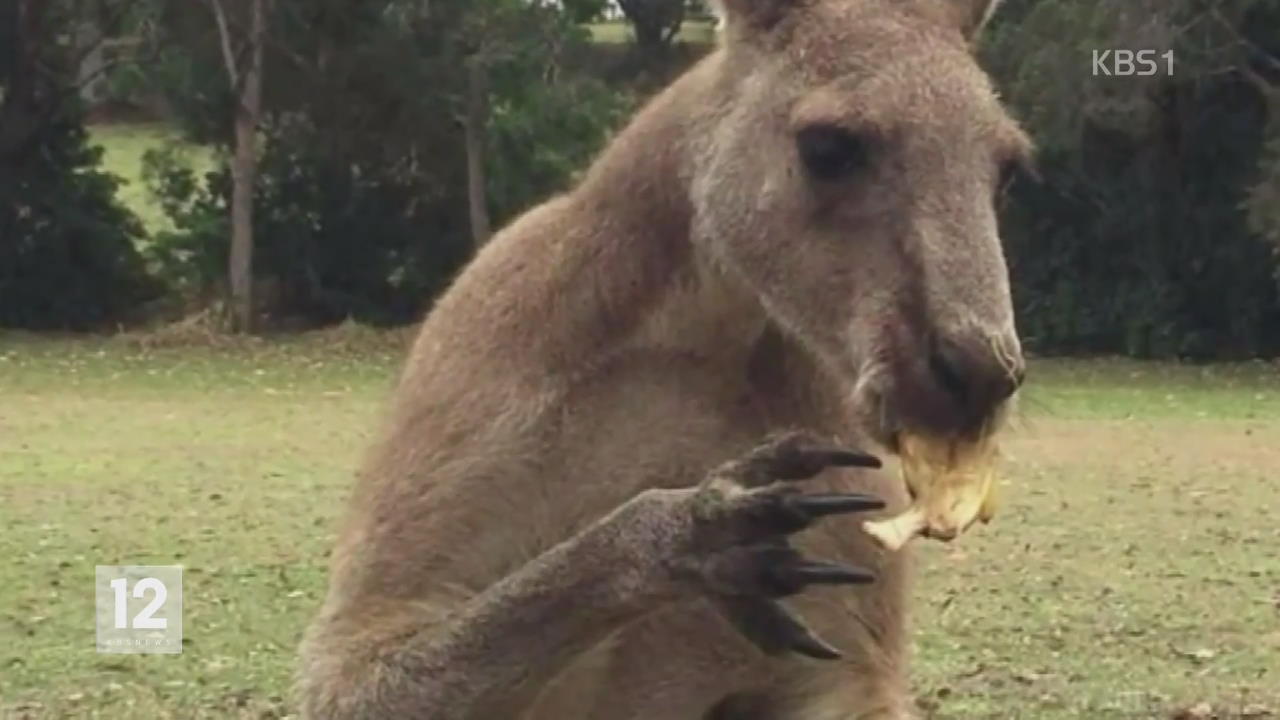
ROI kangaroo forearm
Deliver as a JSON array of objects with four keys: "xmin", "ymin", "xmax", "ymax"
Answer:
[{"xmin": 390, "ymin": 490, "xmax": 689, "ymax": 720}]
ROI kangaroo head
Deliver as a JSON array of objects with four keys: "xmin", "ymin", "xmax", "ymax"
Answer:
[{"xmin": 690, "ymin": 0, "xmax": 1032, "ymax": 444}]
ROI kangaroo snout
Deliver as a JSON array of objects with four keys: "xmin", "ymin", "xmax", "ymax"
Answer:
[{"xmin": 926, "ymin": 327, "xmax": 1024, "ymax": 425}]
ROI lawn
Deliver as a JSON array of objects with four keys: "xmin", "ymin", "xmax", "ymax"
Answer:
[
  {"xmin": 87, "ymin": 123, "xmax": 215, "ymax": 240},
  {"xmin": 0, "ymin": 335, "xmax": 1277, "ymax": 719}
]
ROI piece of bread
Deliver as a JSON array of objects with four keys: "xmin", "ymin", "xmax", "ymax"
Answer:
[{"xmin": 862, "ymin": 432, "xmax": 1000, "ymax": 552}]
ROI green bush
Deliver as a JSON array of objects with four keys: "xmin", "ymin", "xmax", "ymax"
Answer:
[
  {"xmin": 987, "ymin": 0, "xmax": 1280, "ymax": 359},
  {"xmin": 0, "ymin": 118, "xmax": 158, "ymax": 330},
  {"xmin": 139, "ymin": 142, "xmax": 229, "ymax": 296},
  {"xmin": 0, "ymin": 0, "xmax": 160, "ymax": 330},
  {"xmin": 140, "ymin": 0, "xmax": 630, "ymax": 326},
  {"xmin": 141, "ymin": 121, "xmax": 472, "ymax": 325}
]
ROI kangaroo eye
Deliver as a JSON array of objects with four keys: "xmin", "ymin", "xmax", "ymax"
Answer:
[{"xmin": 796, "ymin": 125, "xmax": 870, "ymax": 182}]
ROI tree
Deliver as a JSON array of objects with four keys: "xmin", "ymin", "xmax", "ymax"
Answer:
[
  {"xmin": 0, "ymin": 0, "xmax": 157, "ymax": 329},
  {"xmin": 451, "ymin": 0, "xmax": 596, "ymax": 248},
  {"xmin": 982, "ymin": 0, "xmax": 1280, "ymax": 357},
  {"xmin": 205, "ymin": 0, "xmax": 269, "ymax": 332},
  {"xmin": 563, "ymin": 0, "xmax": 610, "ymax": 23},
  {"xmin": 617, "ymin": 0, "xmax": 686, "ymax": 51},
  {"xmin": 140, "ymin": 0, "xmax": 629, "ymax": 325},
  {"xmin": 464, "ymin": 56, "xmax": 492, "ymax": 246}
]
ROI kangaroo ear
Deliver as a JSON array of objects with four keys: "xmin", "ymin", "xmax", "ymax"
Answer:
[
  {"xmin": 947, "ymin": 0, "xmax": 1004, "ymax": 40},
  {"xmin": 714, "ymin": 0, "xmax": 796, "ymax": 32}
]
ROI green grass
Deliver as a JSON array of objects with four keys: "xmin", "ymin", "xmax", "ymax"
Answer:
[
  {"xmin": 88, "ymin": 123, "xmax": 214, "ymax": 240},
  {"xmin": 911, "ymin": 368, "xmax": 1280, "ymax": 718},
  {"xmin": 1, "ymin": 337, "xmax": 1277, "ymax": 719},
  {"xmin": 1023, "ymin": 358, "xmax": 1280, "ymax": 420}
]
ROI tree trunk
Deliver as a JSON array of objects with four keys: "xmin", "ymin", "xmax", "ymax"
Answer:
[
  {"xmin": 633, "ymin": 19, "xmax": 665, "ymax": 49},
  {"xmin": 618, "ymin": 0, "xmax": 685, "ymax": 54},
  {"xmin": 0, "ymin": 0, "xmax": 43, "ymax": 161},
  {"xmin": 76, "ymin": 21, "xmax": 107, "ymax": 106},
  {"xmin": 227, "ymin": 0, "xmax": 266, "ymax": 333},
  {"xmin": 464, "ymin": 57, "xmax": 491, "ymax": 248}
]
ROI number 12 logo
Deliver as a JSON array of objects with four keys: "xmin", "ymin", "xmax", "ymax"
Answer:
[
  {"xmin": 109, "ymin": 577, "xmax": 168, "ymax": 629},
  {"xmin": 96, "ymin": 565, "xmax": 183, "ymax": 654}
]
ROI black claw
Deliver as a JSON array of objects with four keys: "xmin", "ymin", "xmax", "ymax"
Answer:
[
  {"xmin": 768, "ymin": 448, "xmax": 882, "ymax": 481},
  {"xmin": 719, "ymin": 597, "xmax": 794, "ymax": 655},
  {"xmin": 816, "ymin": 449, "xmax": 883, "ymax": 470},
  {"xmin": 788, "ymin": 493, "xmax": 885, "ymax": 517},
  {"xmin": 756, "ymin": 493, "xmax": 885, "ymax": 537},
  {"xmin": 763, "ymin": 559, "xmax": 875, "ymax": 596},
  {"xmin": 719, "ymin": 596, "xmax": 843, "ymax": 661},
  {"xmin": 790, "ymin": 561, "xmax": 875, "ymax": 586},
  {"xmin": 789, "ymin": 627, "xmax": 844, "ymax": 660}
]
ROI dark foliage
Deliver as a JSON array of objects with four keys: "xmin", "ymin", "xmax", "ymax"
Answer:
[
  {"xmin": 0, "ymin": 0, "xmax": 157, "ymax": 330},
  {"xmin": 987, "ymin": 0, "xmax": 1280, "ymax": 359},
  {"xmin": 140, "ymin": 0, "xmax": 628, "ymax": 326}
]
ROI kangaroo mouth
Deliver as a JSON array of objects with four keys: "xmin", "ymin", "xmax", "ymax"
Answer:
[
  {"xmin": 850, "ymin": 364, "xmax": 1010, "ymax": 456},
  {"xmin": 849, "ymin": 378, "xmax": 903, "ymax": 455}
]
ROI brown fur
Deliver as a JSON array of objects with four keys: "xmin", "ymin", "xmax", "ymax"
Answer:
[{"xmin": 298, "ymin": 1, "xmax": 1028, "ymax": 717}]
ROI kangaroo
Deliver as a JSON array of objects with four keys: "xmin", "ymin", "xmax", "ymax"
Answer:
[{"xmin": 298, "ymin": 0, "xmax": 1031, "ymax": 717}]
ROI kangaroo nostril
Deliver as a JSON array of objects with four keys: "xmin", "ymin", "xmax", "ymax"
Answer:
[
  {"xmin": 927, "ymin": 338, "xmax": 972, "ymax": 406},
  {"xmin": 928, "ymin": 333, "xmax": 1024, "ymax": 415}
]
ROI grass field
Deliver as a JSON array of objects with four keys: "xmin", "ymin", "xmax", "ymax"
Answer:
[
  {"xmin": 87, "ymin": 123, "xmax": 214, "ymax": 240},
  {"xmin": 1, "ymin": 334, "xmax": 1277, "ymax": 719}
]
